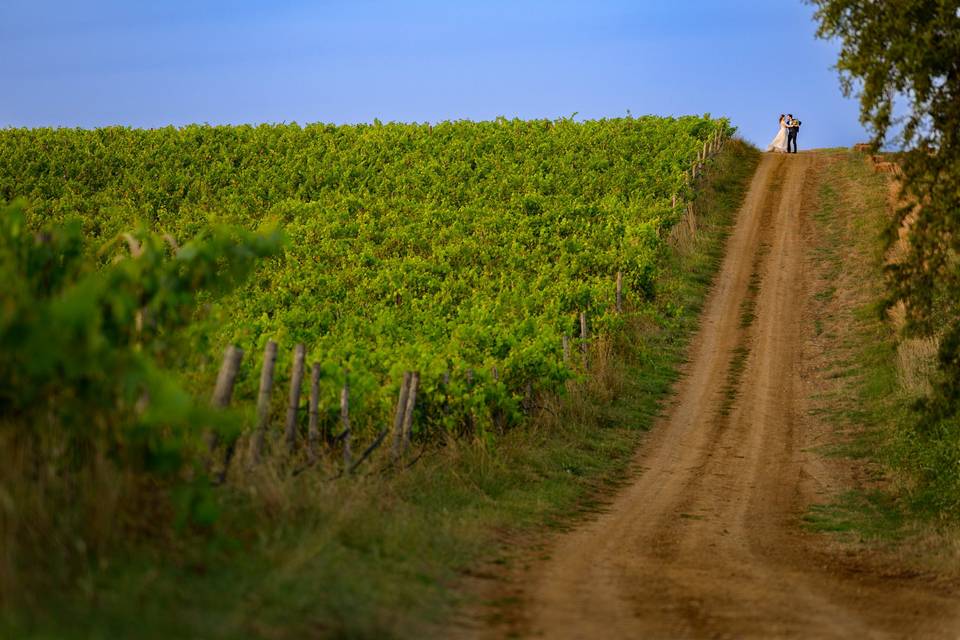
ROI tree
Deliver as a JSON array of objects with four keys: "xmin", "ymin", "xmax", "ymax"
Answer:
[{"xmin": 810, "ymin": 1, "xmax": 960, "ymax": 419}]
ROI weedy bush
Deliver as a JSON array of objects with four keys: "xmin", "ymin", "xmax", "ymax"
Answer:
[{"xmin": 0, "ymin": 200, "xmax": 282, "ymax": 600}]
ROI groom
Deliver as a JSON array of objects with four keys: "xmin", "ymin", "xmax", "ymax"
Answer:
[{"xmin": 786, "ymin": 115, "xmax": 801, "ymax": 153}]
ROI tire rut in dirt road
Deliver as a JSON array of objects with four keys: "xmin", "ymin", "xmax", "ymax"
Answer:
[{"xmin": 492, "ymin": 152, "xmax": 959, "ymax": 639}]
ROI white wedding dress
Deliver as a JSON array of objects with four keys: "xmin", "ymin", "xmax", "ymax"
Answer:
[{"xmin": 767, "ymin": 120, "xmax": 788, "ymax": 153}]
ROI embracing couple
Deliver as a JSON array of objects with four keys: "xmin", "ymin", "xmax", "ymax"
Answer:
[{"xmin": 766, "ymin": 114, "xmax": 801, "ymax": 153}]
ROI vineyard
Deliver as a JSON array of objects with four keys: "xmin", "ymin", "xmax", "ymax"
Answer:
[
  {"xmin": 0, "ymin": 116, "xmax": 749, "ymax": 638},
  {"xmin": 0, "ymin": 116, "xmax": 730, "ymax": 451}
]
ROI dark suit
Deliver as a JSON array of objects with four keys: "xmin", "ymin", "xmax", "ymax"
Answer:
[{"xmin": 787, "ymin": 120, "xmax": 800, "ymax": 153}]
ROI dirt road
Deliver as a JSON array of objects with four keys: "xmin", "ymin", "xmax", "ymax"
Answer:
[{"xmin": 475, "ymin": 152, "xmax": 959, "ymax": 638}]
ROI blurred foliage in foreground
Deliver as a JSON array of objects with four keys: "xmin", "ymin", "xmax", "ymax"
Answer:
[{"xmin": 0, "ymin": 199, "xmax": 281, "ymax": 595}]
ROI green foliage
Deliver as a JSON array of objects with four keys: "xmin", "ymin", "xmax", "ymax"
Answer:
[
  {"xmin": 811, "ymin": 0, "xmax": 960, "ymax": 511},
  {"xmin": 0, "ymin": 199, "xmax": 282, "ymax": 476},
  {"xmin": 0, "ymin": 138, "xmax": 762, "ymax": 640},
  {"xmin": 0, "ymin": 116, "xmax": 733, "ymax": 439}
]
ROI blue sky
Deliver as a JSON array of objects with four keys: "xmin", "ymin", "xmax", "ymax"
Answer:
[{"xmin": 0, "ymin": 1, "xmax": 865, "ymax": 149}]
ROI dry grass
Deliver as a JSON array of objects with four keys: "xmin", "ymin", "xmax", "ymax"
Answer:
[
  {"xmin": 583, "ymin": 334, "xmax": 623, "ymax": 402},
  {"xmin": 879, "ymin": 167, "xmax": 940, "ymax": 401},
  {"xmin": 0, "ymin": 430, "xmax": 142, "ymax": 605},
  {"xmin": 887, "ymin": 302, "xmax": 940, "ymax": 398},
  {"xmin": 895, "ymin": 337, "xmax": 940, "ymax": 398},
  {"xmin": 668, "ymin": 202, "xmax": 699, "ymax": 255},
  {"xmin": 806, "ymin": 150, "xmax": 960, "ymax": 569}
]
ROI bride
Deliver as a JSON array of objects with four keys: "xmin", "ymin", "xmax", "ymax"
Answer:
[{"xmin": 766, "ymin": 114, "xmax": 789, "ymax": 153}]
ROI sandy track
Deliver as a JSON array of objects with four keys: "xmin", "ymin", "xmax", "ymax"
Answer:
[{"xmin": 508, "ymin": 153, "xmax": 958, "ymax": 638}]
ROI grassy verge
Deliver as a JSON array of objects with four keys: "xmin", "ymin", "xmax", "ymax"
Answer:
[
  {"xmin": 1, "ymin": 141, "xmax": 760, "ymax": 640},
  {"xmin": 801, "ymin": 150, "xmax": 960, "ymax": 558}
]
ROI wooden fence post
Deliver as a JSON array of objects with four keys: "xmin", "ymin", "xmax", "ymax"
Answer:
[
  {"xmin": 348, "ymin": 371, "xmax": 405, "ymax": 474},
  {"xmin": 391, "ymin": 372, "xmax": 412, "ymax": 459},
  {"xmin": 307, "ymin": 362, "xmax": 321, "ymax": 463},
  {"xmin": 399, "ymin": 372, "xmax": 420, "ymax": 457},
  {"xmin": 211, "ymin": 345, "xmax": 243, "ymax": 409},
  {"xmin": 248, "ymin": 340, "xmax": 277, "ymax": 467},
  {"xmin": 523, "ymin": 381, "xmax": 534, "ymax": 414},
  {"xmin": 285, "ymin": 343, "xmax": 306, "ymax": 454},
  {"xmin": 616, "ymin": 271, "xmax": 623, "ymax": 313},
  {"xmin": 563, "ymin": 334, "xmax": 571, "ymax": 363},
  {"xmin": 341, "ymin": 375, "xmax": 352, "ymax": 468},
  {"xmin": 210, "ymin": 344, "xmax": 242, "ymax": 404},
  {"xmin": 580, "ymin": 311, "xmax": 589, "ymax": 369},
  {"xmin": 442, "ymin": 370, "xmax": 451, "ymax": 415},
  {"xmin": 466, "ymin": 368, "xmax": 475, "ymax": 436},
  {"xmin": 207, "ymin": 345, "xmax": 243, "ymax": 482}
]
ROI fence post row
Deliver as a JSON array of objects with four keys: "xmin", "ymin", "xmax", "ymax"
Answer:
[
  {"xmin": 207, "ymin": 336, "xmax": 655, "ymax": 471},
  {"xmin": 695, "ymin": 129, "xmax": 725, "ymax": 177}
]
